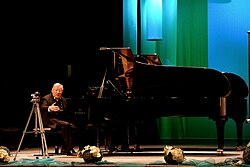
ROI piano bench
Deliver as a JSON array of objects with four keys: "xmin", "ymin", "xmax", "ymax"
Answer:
[{"xmin": 44, "ymin": 128, "xmax": 62, "ymax": 154}]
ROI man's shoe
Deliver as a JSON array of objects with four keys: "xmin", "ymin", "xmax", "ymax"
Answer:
[
  {"xmin": 61, "ymin": 149, "xmax": 67, "ymax": 155},
  {"xmin": 66, "ymin": 150, "xmax": 77, "ymax": 156},
  {"xmin": 71, "ymin": 148, "xmax": 76, "ymax": 154},
  {"xmin": 61, "ymin": 146, "xmax": 76, "ymax": 155},
  {"xmin": 66, "ymin": 152, "xmax": 74, "ymax": 156}
]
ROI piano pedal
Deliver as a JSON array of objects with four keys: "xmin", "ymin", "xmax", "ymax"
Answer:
[
  {"xmin": 216, "ymin": 149, "xmax": 224, "ymax": 156},
  {"xmin": 134, "ymin": 144, "xmax": 140, "ymax": 151},
  {"xmin": 107, "ymin": 146, "xmax": 118, "ymax": 154},
  {"xmin": 236, "ymin": 145, "xmax": 244, "ymax": 151}
]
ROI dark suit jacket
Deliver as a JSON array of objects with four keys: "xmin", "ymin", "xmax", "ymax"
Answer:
[{"xmin": 40, "ymin": 93, "xmax": 69, "ymax": 129}]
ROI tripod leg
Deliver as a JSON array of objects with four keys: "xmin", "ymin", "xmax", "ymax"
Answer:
[
  {"xmin": 40, "ymin": 133, "xmax": 48, "ymax": 157},
  {"xmin": 13, "ymin": 104, "xmax": 35, "ymax": 161},
  {"xmin": 36, "ymin": 103, "xmax": 49, "ymax": 158}
]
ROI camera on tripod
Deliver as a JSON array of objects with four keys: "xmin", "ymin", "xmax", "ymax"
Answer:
[
  {"xmin": 31, "ymin": 91, "xmax": 40, "ymax": 103},
  {"xmin": 14, "ymin": 90, "xmax": 49, "ymax": 160}
]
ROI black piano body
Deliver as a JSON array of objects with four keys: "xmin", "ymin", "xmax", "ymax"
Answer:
[{"xmin": 89, "ymin": 48, "xmax": 249, "ymax": 155}]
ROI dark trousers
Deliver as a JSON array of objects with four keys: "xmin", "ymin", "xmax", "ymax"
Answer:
[
  {"xmin": 49, "ymin": 119, "xmax": 75, "ymax": 152},
  {"xmin": 60, "ymin": 124, "xmax": 74, "ymax": 151}
]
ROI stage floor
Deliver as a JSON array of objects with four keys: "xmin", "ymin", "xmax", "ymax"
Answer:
[{"xmin": 6, "ymin": 145, "xmax": 246, "ymax": 166}]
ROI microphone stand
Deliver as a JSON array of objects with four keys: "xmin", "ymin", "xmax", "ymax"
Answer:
[
  {"xmin": 106, "ymin": 80, "xmax": 125, "ymax": 97},
  {"xmin": 98, "ymin": 67, "xmax": 107, "ymax": 99}
]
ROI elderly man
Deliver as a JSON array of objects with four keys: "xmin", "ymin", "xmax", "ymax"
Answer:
[{"xmin": 40, "ymin": 83, "xmax": 76, "ymax": 156}]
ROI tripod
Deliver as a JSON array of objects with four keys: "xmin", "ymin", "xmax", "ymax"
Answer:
[{"xmin": 13, "ymin": 93, "xmax": 49, "ymax": 161}]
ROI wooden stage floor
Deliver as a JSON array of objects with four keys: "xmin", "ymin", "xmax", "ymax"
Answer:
[{"xmin": 4, "ymin": 144, "xmax": 248, "ymax": 166}]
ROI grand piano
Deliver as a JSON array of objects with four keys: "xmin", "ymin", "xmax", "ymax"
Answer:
[{"xmin": 87, "ymin": 47, "xmax": 248, "ymax": 155}]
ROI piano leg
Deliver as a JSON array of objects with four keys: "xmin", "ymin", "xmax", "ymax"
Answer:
[
  {"xmin": 215, "ymin": 118, "xmax": 227, "ymax": 156},
  {"xmin": 228, "ymin": 98, "xmax": 248, "ymax": 151},
  {"xmin": 233, "ymin": 118, "xmax": 245, "ymax": 151}
]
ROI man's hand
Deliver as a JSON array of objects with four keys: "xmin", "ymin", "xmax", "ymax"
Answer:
[{"xmin": 49, "ymin": 102, "xmax": 61, "ymax": 112}]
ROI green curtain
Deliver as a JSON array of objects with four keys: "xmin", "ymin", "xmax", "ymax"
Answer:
[
  {"xmin": 177, "ymin": 0, "xmax": 208, "ymax": 67},
  {"xmin": 158, "ymin": 0, "xmax": 210, "ymax": 141}
]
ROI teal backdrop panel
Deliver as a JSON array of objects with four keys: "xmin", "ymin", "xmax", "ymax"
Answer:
[{"xmin": 208, "ymin": 0, "xmax": 250, "ymax": 141}]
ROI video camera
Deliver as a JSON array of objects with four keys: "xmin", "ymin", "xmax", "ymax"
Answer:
[{"xmin": 31, "ymin": 91, "xmax": 40, "ymax": 103}]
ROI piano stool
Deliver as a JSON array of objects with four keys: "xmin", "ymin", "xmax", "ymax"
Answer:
[
  {"xmin": 36, "ymin": 125, "xmax": 94, "ymax": 156},
  {"xmin": 42, "ymin": 126, "xmax": 92, "ymax": 155},
  {"xmin": 42, "ymin": 128, "xmax": 62, "ymax": 155}
]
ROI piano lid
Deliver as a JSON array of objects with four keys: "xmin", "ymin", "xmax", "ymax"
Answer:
[{"xmin": 126, "ymin": 61, "xmax": 231, "ymax": 98}]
